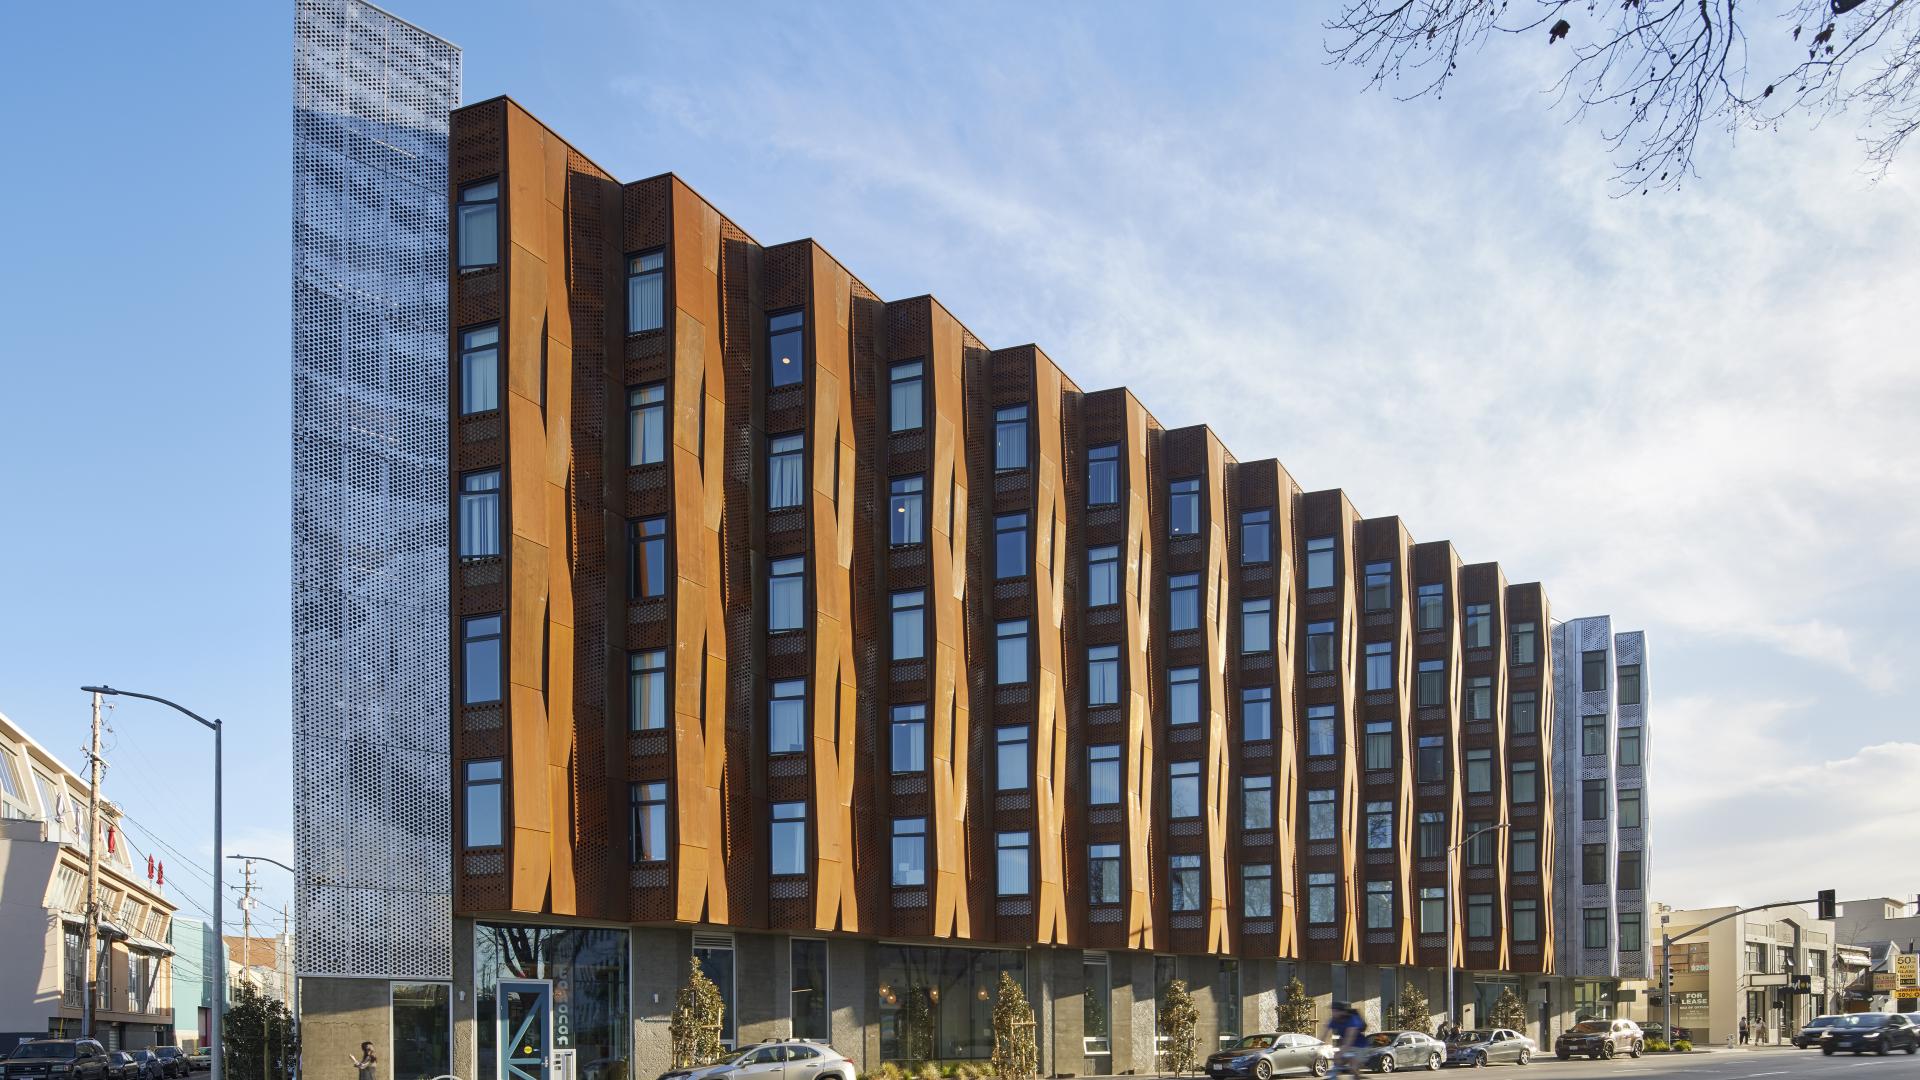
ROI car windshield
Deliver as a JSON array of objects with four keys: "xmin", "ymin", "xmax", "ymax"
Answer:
[
  {"xmin": 1364, "ymin": 1034, "xmax": 1397, "ymax": 1047},
  {"xmin": 1805, "ymin": 1017, "xmax": 1839, "ymax": 1027},
  {"xmin": 1834, "ymin": 1015, "xmax": 1888, "ymax": 1028},
  {"xmin": 1569, "ymin": 1022, "xmax": 1610, "ymax": 1034},
  {"xmin": 11, "ymin": 1045, "xmax": 79, "ymax": 1060},
  {"xmin": 1453, "ymin": 1031, "xmax": 1491, "ymax": 1042},
  {"xmin": 1234, "ymin": 1036, "xmax": 1277, "ymax": 1050}
]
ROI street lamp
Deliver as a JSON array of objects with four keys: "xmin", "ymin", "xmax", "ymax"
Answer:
[
  {"xmin": 1446, "ymin": 821, "xmax": 1509, "ymax": 1030},
  {"xmin": 228, "ymin": 855, "xmax": 298, "ymax": 1080},
  {"xmin": 83, "ymin": 686, "xmax": 224, "ymax": 1080}
]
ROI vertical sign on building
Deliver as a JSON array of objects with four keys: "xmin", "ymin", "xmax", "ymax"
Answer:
[{"xmin": 292, "ymin": 0, "xmax": 461, "ymax": 980}]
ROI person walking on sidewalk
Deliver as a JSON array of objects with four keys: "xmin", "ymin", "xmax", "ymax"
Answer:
[{"xmin": 1739, "ymin": 1017, "xmax": 1749, "ymax": 1045}]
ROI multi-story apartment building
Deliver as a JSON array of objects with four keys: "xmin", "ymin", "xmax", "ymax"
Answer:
[
  {"xmin": 1655, "ymin": 904, "xmax": 1832, "ymax": 1044},
  {"xmin": 1551, "ymin": 618, "xmax": 1651, "ymax": 1021},
  {"xmin": 0, "ymin": 710, "xmax": 177, "ymax": 1049},
  {"xmin": 168, "ymin": 918, "xmax": 216, "ymax": 1050}
]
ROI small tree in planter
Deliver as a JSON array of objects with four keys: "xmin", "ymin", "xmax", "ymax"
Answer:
[
  {"xmin": 1277, "ymin": 977, "xmax": 1317, "ymax": 1036},
  {"xmin": 900, "ymin": 988, "xmax": 936, "ymax": 1063},
  {"xmin": 1389, "ymin": 981, "xmax": 1432, "ymax": 1034},
  {"xmin": 1489, "ymin": 987, "xmax": 1529, "ymax": 1033},
  {"xmin": 991, "ymin": 971, "xmax": 1039, "ymax": 1080},
  {"xmin": 1160, "ymin": 978, "xmax": 1200, "ymax": 1075},
  {"xmin": 669, "ymin": 956, "xmax": 726, "ymax": 1068}
]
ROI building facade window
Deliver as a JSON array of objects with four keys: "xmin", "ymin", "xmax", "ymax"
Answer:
[
  {"xmin": 1583, "ymin": 713, "xmax": 1606, "ymax": 756},
  {"xmin": 462, "ymin": 614, "xmax": 502, "ymax": 705},
  {"xmin": 1170, "ymin": 854, "xmax": 1203, "ymax": 912},
  {"xmin": 891, "ymin": 589, "xmax": 927, "ymax": 661},
  {"xmin": 1464, "ymin": 603, "xmax": 1491, "ymax": 648},
  {"xmin": 768, "ymin": 310, "xmax": 804, "ymax": 387},
  {"xmin": 1089, "ymin": 844, "xmax": 1122, "ymax": 905},
  {"xmin": 771, "ymin": 802, "xmax": 807, "ymax": 875},
  {"xmin": 1583, "ymin": 908, "xmax": 1608, "ymax": 949},
  {"xmin": 1510, "ymin": 759, "xmax": 1537, "ymax": 804},
  {"xmin": 1582, "ymin": 778, "xmax": 1607, "ymax": 820},
  {"xmin": 891, "ymin": 818, "xmax": 927, "ymax": 886},
  {"xmin": 1618, "ymin": 849, "xmax": 1643, "ymax": 891},
  {"xmin": 994, "ymin": 512, "xmax": 1028, "ymax": 578},
  {"xmin": 1364, "ymin": 721, "xmax": 1393, "ymax": 770},
  {"xmin": 996, "ymin": 619, "xmax": 1029, "ymax": 684},
  {"xmin": 1467, "ymin": 820, "xmax": 1496, "ymax": 866},
  {"xmin": 458, "ymin": 469, "xmax": 502, "ymax": 559},
  {"xmin": 1086, "ymin": 443, "xmax": 1119, "ymax": 505},
  {"xmin": 629, "ymin": 516, "xmax": 667, "ymax": 598},
  {"xmin": 1169, "ymin": 760, "xmax": 1200, "ymax": 819},
  {"xmin": 1366, "ymin": 880, "xmax": 1394, "ymax": 930},
  {"xmin": 889, "ymin": 360, "xmax": 924, "ymax": 433},
  {"xmin": 1169, "ymin": 478, "xmax": 1201, "ymax": 536},
  {"xmin": 1168, "ymin": 667, "xmax": 1200, "ymax": 725},
  {"xmin": 459, "ymin": 324, "xmax": 499, "ymax": 414},
  {"xmin": 1244, "ymin": 864, "xmax": 1273, "ymax": 918},
  {"xmin": 791, "ymin": 939, "xmax": 830, "ymax": 1041},
  {"xmin": 1087, "ymin": 545, "xmax": 1119, "ymax": 607},
  {"xmin": 769, "ymin": 557, "xmax": 805, "ymax": 632},
  {"xmin": 1582, "ymin": 649, "xmax": 1607, "ymax": 691},
  {"xmin": 994, "ymin": 405, "xmax": 1028, "ymax": 471},
  {"xmin": 628, "ymin": 648, "xmax": 666, "ymax": 730},
  {"xmin": 1583, "ymin": 843, "xmax": 1608, "ymax": 885},
  {"xmin": 1511, "ymin": 621, "xmax": 1537, "ymax": 665},
  {"xmin": 1511, "ymin": 691, "xmax": 1537, "ymax": 733},
  {"xmin": 1305, "ymin": 536, "xmax": 1335, "ymax": 589},
  {"xmin": 1419, "ymin": 887, "xmax": 1446, "ymax": 934},
  {"xmin": 1416, "ymin": 659, "xmax": 1444, "ymax": 707},
  {"xmin": 768, "ymin": 433, "xmax": 805, "ymax": 509},
  {"xmin": 1363, "ymin": 561, "xmax": 1392, "ymax": 611},
  {"xmin": 1618, "ymin": 664, "xmax": 1642, "ymax": 705},
  {"xmin": 1513, "ymin": 829, "xmax": 1538, "ymax": 872},
  {"xmin": 996, "ymin": 832, "xmax": 1030, "ymax": 895},
  {"xmin": 630, "ymin": 781, "xmax": 667, "ymax": 863},
  {"xmin": 627, "ymin": 250, "xmax": 664, "ymax": 332},
  {"xmin": 1243, "ymin": 775, "xmax": 1273, "ymax": 831},
  {"xmin": 1364, "ymin": 641, "xmax": 1392, "ymax": 690},
  {"xmin": 1169, "ymin": 573, "xmax": 1200, "ymax": 632},
  {"xmin": 1087, "ymin": 644, "xmax": 1120, "ymax": 706},
  {"xmin": 1467, "ymin": 675, "xmax": 1491, "ymax": 720},
  {"xmin": 890, "ymin": 476, "xmax": 925, "ymax": 545},
  {"xmin": 1307, "ymin": 705, "xmax": 1336, "ymax": 756},
  {"xmin": 1307, "ymin": 621, "xmax": 1335, "ymax": 672},
  {"xmin": 1618, "ymin": 727, "xmax": 1642, "ymax": 767},
  {"xmin": 1241, "ymin": 597, "xmax": 1271, "ymax": 652},
  {"xmin": 1468, "ymin": 894, "xmax": 1494, "ymax": 938},
  {"xmin": 769, "ymin": 679, "xmax": 806, "ymax": 754},
  {"xmin": 464, "ymin": 759, "xmax": 503, "ymax": 847},
  {"xmin": 1088, "ymin": 745, "xmax": 1121, "ymax": 805},
  {"xmin": 1618, "ymin": 787, "xmax": 1643, "ymax": 828},
  {"xmin": 1513, "ymin": 899, "xmax": 1538, "ymax": 942},
  {"xmin": 628, "ymin": 383, "xmax": 665, "ymax": 465},
  {"xmin": 1240, "ymin": 509, "xmax": 1271, "ymax": 565},
  {"xmin": 1417, "ymin": 583, "xmax": 1443, "ymax": 630},
  {"xmin": 1619, "ymin": 911, "xmax": 1643, "ymax": 952},
  {"xmin": 1416, "ymin": 735, "xmax": 1445, "ymax": 783},
  {"xmin": 890, "ymin": 704, "xmax": 926, "ymax": 773},
  {"xmin": 1242, "ymin": 687, "xmax": 1272, "ymax": 742},
  {"xmin": 1417, "ymin": 811, "xmax": 1446, "ymax": 857},
  {"xmin": 995, "ymin": 726, "xmax": 1029, "ymax": 791},
  {"xmin": 456, "ymin": 180, "xmax": 498, "ymax": 268},
  {"xmin": 1465, "ymin": 748, "xmax": 1492, "ymax": 793},
  {"xmin": 1308, "ymin": 873, "xmax": 1337, "ymax": 925},
  {"xmin": 1365, "ymin": 800, "xmax": 1393, "ymax": 850},
  {"xmin": 1308, "ymin": 789, "xmax": 1337, "ymax": 840}
]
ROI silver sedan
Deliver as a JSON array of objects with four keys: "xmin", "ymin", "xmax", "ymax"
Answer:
[
  {"xmin": 1205, "ymin": 1033, "xmax": 1335, "ymax": 1078},
  {"xmin": 1443, "ymin": 1029, "xmax": 1536, "ymax": 1067}
]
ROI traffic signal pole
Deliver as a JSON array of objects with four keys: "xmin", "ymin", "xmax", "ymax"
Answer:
[{"xmin": 1660, "ymin": 891, "xmax": 1834, "ymax": 1046}]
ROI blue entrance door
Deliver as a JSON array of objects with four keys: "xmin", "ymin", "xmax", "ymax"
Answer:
[{"xmin": 498, "ymin": 980, "xmax": 553, "ymax": 1080}]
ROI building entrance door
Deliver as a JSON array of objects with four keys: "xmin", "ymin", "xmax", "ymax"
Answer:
[{"xmin": 498, "ymin": 980, "xmax": 554, "ymax": 1080}]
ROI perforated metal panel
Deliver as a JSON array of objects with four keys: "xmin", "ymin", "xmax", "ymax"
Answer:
[{"xmin": 292, "ymin": 0, "xmax": 460, "ymax": 980}]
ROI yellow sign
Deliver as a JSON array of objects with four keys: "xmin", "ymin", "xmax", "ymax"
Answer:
[
  {"xmin": 1873, "ymin": 973, "xmax": 1898, "ymax": 991},
  {"xmin": 1897, "ymin": 954, "xmax": 1918, "ymax": 987}
]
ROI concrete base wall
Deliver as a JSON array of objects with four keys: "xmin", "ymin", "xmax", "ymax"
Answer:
[{"xmin": 300, "ymin": 977, "xmax": 393, "ymax": 1080}]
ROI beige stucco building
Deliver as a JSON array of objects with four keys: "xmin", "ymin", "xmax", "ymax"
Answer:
[{"xmin": 1656, "ymin": 902, "xmax": 1836, "ymax": 1046}]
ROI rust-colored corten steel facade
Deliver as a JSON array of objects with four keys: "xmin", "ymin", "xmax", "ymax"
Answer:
[{"xmin": 443, "ymin": 96, "xmax": 1581, "ymax": 1076}]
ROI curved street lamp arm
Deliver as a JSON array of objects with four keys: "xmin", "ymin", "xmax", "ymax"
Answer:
[{"xmin": 80, "ymin": 685, "xmax": 219, "ymax": 732}]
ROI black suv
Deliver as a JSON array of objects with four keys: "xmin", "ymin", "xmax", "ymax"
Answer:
[
  {"xmin": 1821, "ymin": 1012, "xmax": 1919, "ymax": 1055},
  {"xmin": 1554, "ymin": 1019, "xmax": 1644, "ymax": 1060},
  {"xmin": 2, "ymin": 1040, "xmax": 114, "ymax": 1080}
]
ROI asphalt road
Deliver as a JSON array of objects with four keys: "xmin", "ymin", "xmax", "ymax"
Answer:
[{"xmin": 1415, "ymin": 1047, "xmax": 1920, "ymax": 1078}]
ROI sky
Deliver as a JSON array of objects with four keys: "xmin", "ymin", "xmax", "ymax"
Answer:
[{"xmin": 1, "ymin": 1, "xmax": 1916, "ymax": 937}]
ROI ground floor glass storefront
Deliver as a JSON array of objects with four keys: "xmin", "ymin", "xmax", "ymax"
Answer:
[
  {"xmin": 877, "ymin": 944, "xmax": 1026, "ymax": 1061},
  {"xmin": 1573, "ymin": 980, "xmax": 1616, "ymax": 1022},
  {"xmin": 392, "ymin": 982, "xmax": 452, "ymax": 1080},
  {"xmin": 475, "ymin": 924, "xmax": 630, "ymax": 1080}
]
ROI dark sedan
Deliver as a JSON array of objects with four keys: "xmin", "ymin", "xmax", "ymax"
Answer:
[
  {"xmin": 1794, "ymin": 1016, "xmax": 1843, "ymax": 1049},
  {"xmin": 1821, "ymin": 1012, "xmax": 1918, "ymax": 1055}
]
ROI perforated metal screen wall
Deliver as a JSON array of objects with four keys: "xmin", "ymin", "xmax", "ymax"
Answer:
[{"xmin": 292, "ymin": 0, "xmax": 460, "ymax": 980}]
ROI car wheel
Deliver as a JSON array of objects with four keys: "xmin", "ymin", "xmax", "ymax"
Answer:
[
  {"xmin": 1516, "ymin": 1049, "xmax": 1531, "ymax": 1066},
  {"xmin": 1379, "ymin": 1055, "xmax": 1396, "ymax": 1073},
  {"xmin": 1822, "ymin": 1046, "xmax": 1834, "ymax": 1056},
  {"xmin": 1313, "ymin": 1059, "xmax": 1330, "ymax": 1077},
  {"xmin": 1255, "ymin": 1060, "xmax": 1272, "ymax": 1080},
  {"xmin": 1629, "ymin": 1041, "xmax": 1642, "ymax": 1059},
  {"xmin": 1554, "ymin": 1051, "xmax": 1569, "ymax": 1062},
  {"xmin": 1877, "ymin": 1042, "xmax": 1890, "ymax": 1056},
  {"xmin": 1427, "ymin": 1053, "xmax": 1442, "ymax": 1071}
]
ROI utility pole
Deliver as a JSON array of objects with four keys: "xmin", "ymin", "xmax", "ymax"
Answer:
[
  {"xmin": 80, "ymin": 691, "xmax": 106, "ymax": 1038},
  {"xmin": 240, "ymin": 859, "xmax": 257, "ymax": 985}
]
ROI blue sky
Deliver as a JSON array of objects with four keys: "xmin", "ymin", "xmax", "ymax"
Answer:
[{"xmin": 2, "ymin": 1, "xmax": 1916, "ymax": 933}]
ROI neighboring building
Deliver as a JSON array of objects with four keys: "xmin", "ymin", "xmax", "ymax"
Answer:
[
  {"xmin": 1832, "ymin": 941, "xmax": 1876, "ymax": 1013},
  {"xmin": 1835, "ymin": 897, "xmax": 1920, "ymax": 1014},
  {"xmin": 168, "ymin": 918, "xmax": 215, "ymax": 1050},
  {"xmin": 227, "ymin": 934, "xmax": 295, "ymax": 1004},
  {"xmin": 0, "ymin": 710, "xmax": 177, "ymax": 1049},
  {"xmin": 1656, "ymin": 903, "xmax": 1834, "ymax": 1044},
  {"xmin": 1551, "ymin": 618, "xmax": 1651, "ymax": 1021}
]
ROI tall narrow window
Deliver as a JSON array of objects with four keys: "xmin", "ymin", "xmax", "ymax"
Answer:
[
  {"xmin": 1170, "ymin": 855, "xmax": 1202, "ymax": 912},
  {"xmin": 1512, "ymin": 830, "xmax": 1538, "ymax": 873},
  {"xmin": 1468, "ymin": 895, "xmax": 1494, "ymax": 938},
  {"xmin": 1364, "ymin": 722, "xmax": 1393, "ymax": 770},
  {"xmin": 1416, "ymin": 659, "xmax": 1445, "ymax": 707},
  {"xmin": 1240, "ymin": 597, "xmax": 1272, "ymax": 653},
  {"xmin": 996, "ymin": 619, "xmax": 1029, "ymax": 684},
  {"xmin": 1169, "ymin": 760, "xmax": 1200, "ymax": 819},
  {"xmin": 1583, "ymin": 908, "xmax": 1608, "ymax": 949},
  {"xmin": 995, "ymin": 512, "xmax": 1029, "ymax": 579},
  {"xmin": 1244, "ymin": 864, "xmax": 1273, "ymax": 918},
  {"xmin": 1366, "ymin": 881, "xmax": 1394, "ymax": 930},
  {"xmin": 1088, "ymin": 745, "xmax": 1121, "ymax": 805},
  {"xmin": 1363, "ymin": 561, "xmax": 1392, "ymax": 611},
  {"xmin": 1087, "ymin": 545, "xmax": 1120, "ymax": 607},
  {"xmin": 1583, "ymin": 714, "xmax": 1607, "ymax": 756},
  {"xmin": 1618, "ymin": 664, "xmax": 1642, "ymax": 705},
  {"xmin": 1168, "ymin": 667, "xmax": 1200, "ymax": 725},
  {"xmin": 890, "ymin": 590, "xmax": 926, "ymax": 660},
  {"xmin": 1241, "ymin": 686, "xmax": 1272, "ymax": 742},
  {"xmin": 994, "ymin": 405, "xmax": 1029, "ymax": 471},
  {"xmin": 891, "ymin": 818, "xmax": 927, "ymax": 886},
  {"xmin": 1163, "ymin": 573, "xmax": 1201, "ymax": 632},
  {"xmin": 1618, "ymin": 726, "xmax": 1643, "ymax": 767},
  {"xmin": 768, "ymin": 433, "xmax": 804, "ymax": 509},
  {"xmin": 1087, "ymin": 644, "xmax": 1120, "ymax": 706},
  {"xmin": 769, "ymin": 679, "xmax": 806, "ymax": 754},
  {"xmin": 1618, "ymin": 787, "xmax": 1643, "ymax": 828},
  {"xmin": 1308, "ymin": 873, "xmax": 1337, "ymax": 924},
  {"xmin": 1365, "ymin": 800, "xmax": 1393, "ymax": 850},
  {"xmin": 1088, "ymin": 843, "xmax": 1121, "ymax": 904},
  {"xmin": 459, "ymin": 324, "xmax": 499, "ymax": 414},
  {"xmin": 1416, "ymin": 735, "xmax": 1444, "ymax": 783},
  {"xmin": 1240, "ymin": 508, "xmax": 1271, "ymax": 565},
  {"xmin": 628, "ymin": 384, "xmax": 665, "ymax": 465},
  {"xmin": 1511, "ymin": 691, "xmax": 1538, "ymax": 734},
  {"xmin": 1419, "ymin": 887, "xmax": 1446, "ymax": 934},
  {"xmin": 890, "ymin": 704, "xmax": 926, "ymax": 773},
  {"xmin": 1464, "ymin": 603, "xmax": 1492, "ymax": 647},
  {"xmin": 1417, "ymin": 811, "xmax": 1446, "ymax": 857},
  {"xmin": 1305, "ymin": 536, "xmax": 1335, "ymax": 589},
  {"xmin": 1583, "ymin": 843, "xmax": 1607, "ymax": 884},
  {"xmin": 456, "ymin": 180, "xmax": 498, "ymax": 268},
  {"xmin": 1511, "ymin": 621, "xmax": 1537, "ymax": 665},
  {"xmin": 1582, "ymin": 649, "xmax": 1607, "ymax": 691},
  {"xmin": 996, "ymin": 832, "xmax": 1030, "ymax": 895},
  {"xmin": 1513, "ymin": 899, "xmax": 1539, "ymax": 942},
  {"xmin": 1511, "ymin": 759, "xmax": 1537, "ymax": 804},
  {"xmin": 889, "ymin": 360, "xmax": 924, "ymax": 433},
  {"xmin": 1306, "ymin": 705, "xmax": 1336, "ymax": 757},
  {"xmin": 1242, "ymin": 775, "xmax": 1273, "ymax": 830},
  {"xmin": 462, "ymin": 615, "xmax": 502, "ymax": 705},
  {"xmin": 1618, "ymin": 849, "xmax": 1643, "ymax": 891},
  {"xmin": 1416, "ymin": 583, "xmax": 1443, "ymax": 630},
  {"xmin": 768, "ymin": 310, "xmax": 805, "ymax": 388},
  {"xmin": 769, "ymin": 557, "xmax": 805, "ymax": 632},
  {"xmin": 463, "ymin": 759, "xmax": 503, "ymax": 848},
  {"xmin": 629, "ymin": 517, "xmax": 667, "ymax": 598},
  {"xmin": 1307, "ymin": 621, "xmax": 1335, "ymax": 673},
  {"xmin": 627, "ymin": 250, "xmax": 665, "ymax": 332},
  {"xmin": 1364, "ymin": 640, "xmax": 1392, "ymax": 690},
  {"xmin": 1086, "ymin": 443, "xmax": 1119, "ymax": 505},
  {"xmin": 995, "ymin": 726, "xmax": 1029, "ymax": 791},
  {"xmin": 771, "ymin": 802, "xmax": 807, "ymax": 875},
  {"xmin": 1169, "ymin": 478, "xmax": 1201, "ymax": 536},
  {"xmin": 1467, "ymin": 675, "xmax": 1492, "ymax": 720},
  {"xmin": 629, "ymin": 781, "xmax": 667, "ymax": 863},
  {"xmin": 889, "ymin": 476, "xmax": 925, "ymax": 545},
  {"xmin": 1307, "ymin": 789, "xmax": 1336, "ymax": 840},
  {"xmin": 1465, "ymin": 748, "xmax": 1492, "ymax": 793},
  {"xmin": 790, "ymin": 939, "xmax": 829, "ymax": 1041},
  {"xmin": 628, "ymin": 649, "xmax": 666, "ymax": 731},
  {"xmin": 1618, "ymin": 911, "xmax": 1643, "ymax": 952},
  {"xmin": 1582, "ymin": 778, "xmax": 1607, "ymax": 820},
  {"xmin": 458, "ymin": 469, "xmax": 501, "ymax": 559}
]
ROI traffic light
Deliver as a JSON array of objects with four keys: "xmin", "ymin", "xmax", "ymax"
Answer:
[
  {"xmin": 1794, "ymin": 974, "xmax": 1812, "ymax": 994},
  {"xmin": 1817, "ymin": 889, "xmax": 1836, "ymax": 920}
]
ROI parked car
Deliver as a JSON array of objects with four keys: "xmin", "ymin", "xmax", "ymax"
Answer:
[
  {"xmin": 1206, "ymin": 1032, "xmax": 1334, "ymax": 1078},
  {"xmin": 146, "ymin": 1048, "xmax": 188, "ymax": 1079},
  {"xmin": 1442, "ymin": 1028, "xmax": 1535, "ymax": 1067},
  {"xmin": 106, "ymin": 1054, "xmax": 139, "ymax": 1080},
  {"xmin": 1352, "ymin": 1030, "xmax": 1444, "ymax": 1072},
  {"xmin": 655, "ymin": 1041, "xmax": 857, "ymax": 1080},
  {"xmin": 1794, "ymin": 1016, "xmax": 1844, "ymax": 1048},
  {"xmin": 1821, "ymin": 1012, "xmax": 1919, "ymax": 1055},
  {"xmin": 128, "ymin": 1051, "xmax": 166, "ymax": 1080},
  {"xmin": 186, "ymin": 1050, "xmax": 211, "ymax": 1073},
  {"xmin": 1553, "ymin": 1019, "xmax": 1643, "ymax": 1060},
  {"xmin": 2, "ymin": 1040, "xmax": 114, "ymax": 1080},
  {"xmin": 1638, "ymin": 1023, "xmax": 1691, "ymax": 1044}
]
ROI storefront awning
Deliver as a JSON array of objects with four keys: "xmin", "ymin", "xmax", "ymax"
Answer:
[
  {"xmin": 129, "ymin": 935, "xmax": 175, "ymax": 957},
  {"xmin": 60, "ymin": 913, "xmax": 131, "ymax": 941}
]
